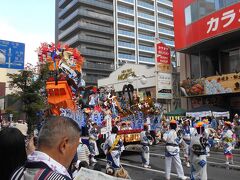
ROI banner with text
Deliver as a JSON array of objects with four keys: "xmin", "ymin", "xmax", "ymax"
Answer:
[
  {"xmin": 156, "ymin": 42, "xmax": 171, "ymax": 73},
  {"xmin": 156, "ymin": 41, "xmax": 172, "ymax": 99},
  {"xmin": 157, "ymin": 73, "xmax": 173, "ymax": 99}
]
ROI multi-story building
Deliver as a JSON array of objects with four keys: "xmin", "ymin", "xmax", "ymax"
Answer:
[
  {"xmin": 56, "ymin": 0, "xmax": 176, "ymax": 86},
  {"xmin": 114, "ymin": 0, "xmax": 175, "ymax": 68},
  {"xmin": 56, "ymin": 0, "xmax": 115, "ymax": 85},
  {"xmin": 174, "ymin": 0, "xmax": 240, "ymax": 115}
]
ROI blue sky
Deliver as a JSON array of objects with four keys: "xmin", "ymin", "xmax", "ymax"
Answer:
[{"xmin": 0, "ymin": 0, "xmax": 55, "ymax": 65}]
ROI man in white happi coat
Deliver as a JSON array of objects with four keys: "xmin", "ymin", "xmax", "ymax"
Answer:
[
  {"xmin": 88, "ymin": 122, "xmax": 99, "ymax": 163},
  {"xmin": 163, "ymin": 120, "xmax": 187, "ymax": 180},
  {"xmin": 190, "ymin": 122, "xmax": 208, "ymax": 180},
  {"xmin": 103, "ymin": 126, "xmax": 124, "ymax": 171},
  {"xmin": 182, "ymin": 119, "xmax": 194, "ymax": 168},
  {"xmin": 140, "ymin": 124, "xmax": 153, "ymax": 168}
]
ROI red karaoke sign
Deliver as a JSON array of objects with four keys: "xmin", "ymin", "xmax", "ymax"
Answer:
[
  {"xmin": 156, "ymin": 42, "xmax": 171, "ymax": 73},
  {"xmin": 173, "ymin": 1, "xmax": 240, "ymax": 51},
  {"xmin": 156, "ymin": 42, "xmax": 170, "ymax": 64}
]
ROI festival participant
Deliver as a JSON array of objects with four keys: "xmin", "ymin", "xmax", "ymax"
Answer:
[
  {"xmin": 189, "ymin": 122, "xmax": 208, "ymax": 180},
  {"xmin": 163, "ymin": 120, "xmax": 187, "ymax": 180},
  {"xmin": 140, "ymin": 124, "xmax": 152, "ymax": 168},
  {"xmin": 222, "ymin": 121, "xmax": 234, "ymax": 166},
  {"xmin": 115, "ymin": 120, "xmax": 121, "ymax": 131},
  {"xmin": 88, "ymin": 122, "xmax": 99, "ymax": 164},
  {"xmin": 233, "ymin": 114, "xmax": 240, "ymax": 125},
  {"xmin": 202, "ymin": 118, "xmax": 212, "ymax": 156},
  {"xmin": 11, "ymin": 116, "xmax": 81, "ymax": 180},
  {"xmin": 233, "ymin": 119, "xmax": 240, "ymax": 148},
  {"xmin": 210, "ymin": 116, "xmax": 218, "ymax": 130},
  {"xmin": 121, "ymin": 122, "xmax": 128, "ymax": 130},
  {"xmin": 182, "ymin": 119, "xmax": 193, "ymax": 167},
  {"xmin": 77, "ymin": 138, "xmax": 90, "ymax": 166},
  {"xmin": 103, "ymin": 126, "xmax": 124, "ymax": 171}
]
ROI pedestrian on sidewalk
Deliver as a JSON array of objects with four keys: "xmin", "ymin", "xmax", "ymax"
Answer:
[
  {"xmin": 11, "ymin": 116, "xmax": 81, "ymax": 180},
  {"xmin": 190, "ymin": 121, "xmax": 208, "ymax": 180},
  {"xmin": 140, "ymin": 123, "xmax": 153, "ymax": 168},
  {"xmin": 163, "ymin": 120, "xmax": 187, "ymax": 180}
]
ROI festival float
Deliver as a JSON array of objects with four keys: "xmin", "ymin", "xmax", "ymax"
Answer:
[{"xmin": 37, "ymin": 43, "xmax": 162, "ymax": 152}]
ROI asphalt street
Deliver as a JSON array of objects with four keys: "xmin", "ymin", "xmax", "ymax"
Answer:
[{"xmin": 97, "ymin": 145, "xmax": 240, "ymax": 180}]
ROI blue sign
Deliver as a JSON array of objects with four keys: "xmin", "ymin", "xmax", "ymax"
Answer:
[{"xmin": 0, "ymin": 39, "xmax": 25, "ymax": 69}]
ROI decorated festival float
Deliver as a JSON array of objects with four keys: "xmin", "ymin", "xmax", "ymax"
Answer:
[{"xmin": 37, "ymin": 43, "xmax": 162, "ymax": 152}]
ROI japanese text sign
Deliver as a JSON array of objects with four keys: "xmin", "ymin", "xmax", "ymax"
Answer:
[
  {"xmin": 173, "ymin": 1, "xmax": 240, "ymax": 50},
  {"xmin": 155, "ymin": 42, "xmax": 171, "ymax": 73}
]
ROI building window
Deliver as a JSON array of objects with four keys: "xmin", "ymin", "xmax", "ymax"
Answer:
[
  {"xmin": 221, "ymin": 48, "xmax": 240, "ymax": 74},
  {"xmin": 184, "ymin": 0, "xmax": 239, "ymax": 25},
  {"xmin": 190, "ymin": 54, "xmax": 201, "ymax": 79},
  {"xmin": 199, "ymin": 0, "xmax": 216, "ymax": 18}
]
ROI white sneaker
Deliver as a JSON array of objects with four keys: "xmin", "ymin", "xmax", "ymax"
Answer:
[
  {"xmin": 91, "ymin": 157, "xmax": 97, "ymax": 163},
  {"xmin": 180, "ymin": 176, "xmax": 189, "ymax": 180},
  {"xmin": 143, "ymin": 164, "xmax": 151, "ymax": 168}
]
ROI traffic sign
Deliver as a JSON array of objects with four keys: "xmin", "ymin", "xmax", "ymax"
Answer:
[{"xmin": 0, "ymin": 39, "xmax": 25, "ymax": 69}]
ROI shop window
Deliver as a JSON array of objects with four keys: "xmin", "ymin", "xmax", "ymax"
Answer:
[
  {"xmin": 220, "ymin": 49, "xmax": 240, "ymax": 74},
  {"xmin": 199, "ymin": 0, "xmax": 216, "ymax": 18},
  {"xmin": 190, "ymin": 54, "xmax": 201, "ymax": 79}
]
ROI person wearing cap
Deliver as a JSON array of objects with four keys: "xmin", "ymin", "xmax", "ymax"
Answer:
[
  {"xmin": 163, "ymin": 120, "xmax": 187, "ymax": 180},
  {"xmin": 189, "ymin": 121, "xmax": 208, "ymax": 180},
  {"xmin": 77, "ymin": 138, "xmax": 90, "ymax": 166},
  {"xmin": 88, "ymin": 122, "xmax": 99, "ymax": 163},
  {"xmin": 222, "ymin": 121, "xmax": 234, "ymax": 166},
  {"xmin": 140, "ymin": 124, "xmax": 153, "ymax": 168}
]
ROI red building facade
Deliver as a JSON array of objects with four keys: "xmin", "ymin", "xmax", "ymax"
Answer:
[{"xmin": 173, "ymin": 0, "xmax": 240, "ymax": 115}]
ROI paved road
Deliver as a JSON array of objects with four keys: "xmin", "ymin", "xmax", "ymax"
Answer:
[{"xmin": 97, "ymin": 145, "xmax": 240, "ymax": 180}]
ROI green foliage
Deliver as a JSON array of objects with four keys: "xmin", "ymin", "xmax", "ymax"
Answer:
[{"xmin": 7, "ymin": 63, "xmax": 50, "ymax": 133}]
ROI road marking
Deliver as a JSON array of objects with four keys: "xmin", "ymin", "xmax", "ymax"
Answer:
[
  {"xmin": 98, "ymin": 158, "xmax": 179, "ymax": 178},
  {"xmin": 149, "ymin": 152, "xmax": 240, "ymax": 168}
]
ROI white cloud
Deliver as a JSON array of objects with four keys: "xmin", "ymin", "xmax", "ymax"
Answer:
[{"xmin": 0, "ymin": 19, "xmax": 54, "ymax": 66}]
